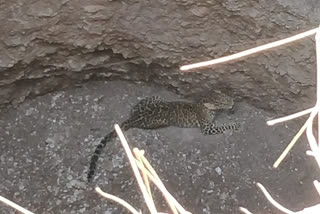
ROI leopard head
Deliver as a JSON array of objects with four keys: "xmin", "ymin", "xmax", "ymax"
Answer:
[{"xmin": 200, "ymin": 90, "xmax": 234, "ymax": 110}]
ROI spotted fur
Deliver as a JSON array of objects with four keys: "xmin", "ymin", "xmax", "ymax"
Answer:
[{"xmin": 87, "ymin": 92, "xmax": 239, "ymax": 182}]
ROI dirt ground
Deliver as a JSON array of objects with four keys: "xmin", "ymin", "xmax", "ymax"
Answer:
[{"xmin": 0, "ymin": 80, "xmax": 319, "ymax": 214}]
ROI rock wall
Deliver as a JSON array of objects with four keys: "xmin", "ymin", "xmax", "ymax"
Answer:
[{"xmin": 1, "ymin": 0, "xmax": 319, "ymax": 112}]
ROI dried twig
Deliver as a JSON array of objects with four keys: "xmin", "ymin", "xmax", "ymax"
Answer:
[
  {"xmin": 305, "ymin": 28, "xmax": 320, "ymax": 168},
  {"xmin": 305, "ymin": 107, "xmax": 320, "ymax": 168},
  {"xmin": 180, "ymin": 28, "xmax": 318, "ymax": 70},
  {"xmin": 295, "ymin": 204, "xmax": 320, "ymax": 214},
  {"xmin": 316, "ymin": 28, "xmax": 320, "ymax": 146},
  {"xmin": 134, "ymin": 158, "xmax": 190, "ymax": 214},
  {"xmin": 114, "ymin": 124, "xmax": 158, "ymax": 214},
  {"xmin": 0, "ymin": 195, "xmax": 34, "ymax": 214},
  {"xmin": 256, "ymin": 183, "xmax": 294, "ymax": 214},
  {"xmin": 94, "ymin": 124, "xmax": 191, "ymax": 214},
  {"xmin": 267, "ymin": 108, "xmax": 313, "ymax": 126},
  {"xmin": 313, "ymin": 180, "xmax": 320, "ymax": 197},
  {"xmin": 134, "ymin": 149, "xmax": 154, "ymax": 202},
  {"xmin": 239, "ymin": 27, "xmax": 320, "ymax": 214},
  {"xmin": 273, "ymin": 120, "xmax": 309, "ymax": 168},
  {"xmin": 95, "ymin": 187, "xmax": 140, "ymax": 214},
  {"xmin": 266, "ymin": 28, "xmax": 320, "ymax": 168},
  {"xmin": 134, "ymin": 149, "xmax": 181, "ymax": 214},
  {"xmin": 239, "ymin": 207, "xmax": 253, "ymax": 214}
]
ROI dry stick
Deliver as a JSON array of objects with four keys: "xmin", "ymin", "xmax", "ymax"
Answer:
[
  {"xmin": 267, "ymin": 107, "xmax": 313, "ymax": 168},
  {"xmin": 138, "ymin": 152, "xmax": 190, "ymax": 214},
  {"xmin": 134, "ymin": 150, "xmax": 179, "ymax": 214},
  {"xmin": 273, "ymin": 120, "xmax": 309, "ymax": 168},
  {"xmin": 178, "ymin": 25, "xmax": 320, "ymax": 214},
  {"xmin": 135, "ymin": 157, "xmax": 178, "ymax": 214},
  {"xmin": 133, "ymin": 148, "xmax": 179, "ymax": 214},
  {"xmin": 0, "ymin": 195, "xmax": 34, "ymax": 214},
  {"xmin": 306, "ymin": 150, "xmax": 314, "ymax": 156},
  {"xmin": 239, "ymin": 207, "xmax": 253, "ymax": 214},
  {"xmin": 269, "ymin": 28, "xmax": 320, "ymax": 213},
  {"xmin": 317, "ymin": 28, "xmax": 320, "ymax": 147},
  {"xmin": 95, "ymin": 187, "xmax": 140, "ymax": 214},
  {"xmin": 134, "ymin": 160, "xmax": 191, "ymax": 214},
  {"xmin": 305, "ymin": 107, "xmax": 320, "ymax": 168},
  {"xmin": 313, "ymin": 180, "xmax": 320, "ymax": 197},
  {"xmin": 272, "ymin": 109, "xmax": 320, "ymax": 169},
  {"xmin": 256, "ymin": 183, "xmax": 294, "ymax": 214},
  {"xmin": 139, "ymin": 153, "xmax": 166, "ymax": 187},
  {"xmin": 180, "ymin": 28, "xmax": 318, "ymax": 71},
  {"xmin": 267, "ymin": 108, "xmax": 313, "ymax": 126},
  {"xmin": 114, "ymin": 124, "xmax": 158, "ymax": 214},
  {"xmin": 295, "ymin": 204, "xmax": 320, "ymax": 214},
  {"xmin": 316, "ymin": 28, "xmax": 320, "ymax": 147},
  {"xmin": 271, "ymin": 29, "xmax": 320, "ymax": 168},
  {"xmin": 291, "ymin": 27, "xmax": 320, "ymax": 214},
  {"xmin": 305, "ymin": 29, "xmax": 320, "ymax": 169},
  {"xmin": 133, "ymin": 149, "xmax": 154, "ymax": 203}
]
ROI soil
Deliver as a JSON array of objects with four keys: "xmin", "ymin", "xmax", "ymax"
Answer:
[{"xmin": 0, "ymin": 80, "xmax": 319, "ymax": 214}]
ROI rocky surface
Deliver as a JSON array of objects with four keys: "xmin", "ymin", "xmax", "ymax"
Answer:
[
  {"xmin": 0, "ymin": 0, "xmax": 319, "ymax": 112},
  {"xmin": 1, "ymin": 81, "xmax": 319, "ymax": 214}
]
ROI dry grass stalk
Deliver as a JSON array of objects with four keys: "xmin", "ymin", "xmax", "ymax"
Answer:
[
  {"xmin": 240, "ymin": 27, "xmax": 320, "ymax": 214},
  {"xmin": 181, "ymin": 26, "xmax": 320, "ymax": 213},
  {"xmin": 95, "ymin": 124, "xmax": 191, "ymax": 214},
  {"xmin": 180, "ymin": 28, "xmax": 318, "ymax": 70},
  {"xmin": 0, "ymin": 195, "xmax": 35, "ymax": 214}
]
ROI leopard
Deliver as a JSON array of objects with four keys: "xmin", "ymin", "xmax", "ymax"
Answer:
[{"xmin": 87, "ymin": 91, "xmax": 239, "ymax": 182}]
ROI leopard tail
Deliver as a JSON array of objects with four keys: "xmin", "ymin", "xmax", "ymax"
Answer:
[{"xmin": 87, "ymin": 120, "xmax": 131, "ymax": 182}]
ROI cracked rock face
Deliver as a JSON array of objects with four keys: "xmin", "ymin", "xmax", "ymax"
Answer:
[{"xmin": 0, "ymin": 0, "xmax": 319, "ymax": 111}]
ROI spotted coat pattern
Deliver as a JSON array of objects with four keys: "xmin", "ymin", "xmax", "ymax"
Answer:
[{"xmin": 87, "ymin": 93, "xmax": 239, "ymax": 182}]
